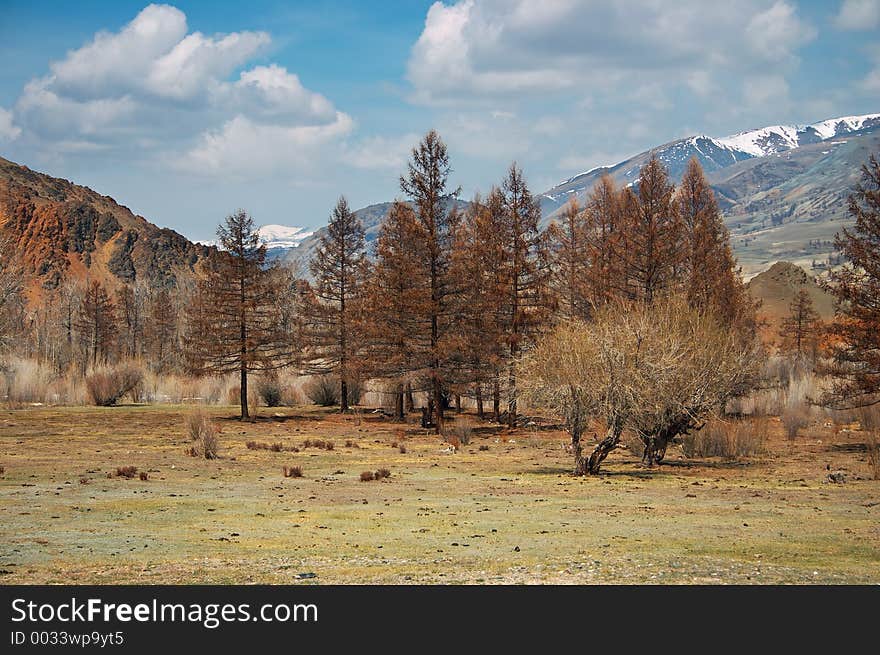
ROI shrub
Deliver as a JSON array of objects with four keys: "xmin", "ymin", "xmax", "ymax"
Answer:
[
  {"xmin": 185, "ymin": 410, "xmax": 220, "ymax": 459},
  {"xmin": 857, "ymin": 405, "xmax": 880, "ymax": 432},
  {"xmin": 270, "ymin": 442, "xmax": 283, "ymax": 452},
  {"xmin": 345, "ymin": 440, "xmax": 359, "ymax": 448},
  {"xmin": 781, "ymin": 405, "xmax": 811, "ymax": 440},
  {"xmin": 360, "ymin": 471, "xmax": 375, "ymax": 482},
  {"xmin": 257, "ymin": 375, "xmax": 283, "ymax": 407},
  {"xmin": 444, "ymin": 416, "xmax": 473, "ymax": 446},
  {"xmin": 139, "ymin": 471, "xmax": 149, "ymax": 481},
  {"xmin": 681, "ymin": 418, "xmax": 768, "ymax": 459},
  {"xmin": 479, "ymin": 445, "xmax": 489, "ymax": 452},
  {"xmin": 375, "ymin": 467, "xmax": 391, "ymax": 479},
  {"xmin": 868, "ymin": 436, "xmax": 880, "ymax": 481},
  {"xmin": 283, "ymin": 465, "xmax": 303, "ymax": 478},
  {"xmin": 0, "ymin": 465, "xmax": 4, "ymax": 475},
  {"xmin": 85, "ymin": 365, "xmax": 144, "ymax": 406},
  {"xmin": 78, "ymin": 476, "xmax": 88, "ymax": 484},
  {"xmin": 399, "ymin": 444, "xmax": 407, "ymax": 454},
  {"xmin": 304, "ymin": 375, "xmax": 339, "ymax": 406},
  {"xmin": 115, "ymin": 466, "xmax": 138, "ymax": 478}
]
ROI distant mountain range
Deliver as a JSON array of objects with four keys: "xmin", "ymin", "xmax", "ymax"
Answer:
[
  {"xmin": 285, "ymin": 112, "xmax": 880, "ymax": 277},
  {"xmin": 1, "ymin": 112, "xmax": 877, "ymax": 295}
]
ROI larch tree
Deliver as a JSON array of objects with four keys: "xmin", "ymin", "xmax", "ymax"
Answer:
[
  {"xmin": 0, "ymin": 233, "xmax": 23, "ymax": 356},
  {"xmin": 546, "ymin": 197, "xmax": 591, "ymax": 321},
  {"xmin": 821, "ymin": 153, "xmax": 880, "ymax": 408},
  {"xmin": 779, "ymin": 287, "xmax": 821, "ymax": 360},
  {"xmin": 364, "ymin": 201, "xmax": 429, "ymax": 420},
  {"xmin": 450, "ymin": 192, "xmax": 507, "ymax": 419},
  {"xmin": 677, "ymin": 157, "xmax": 751, "ymax": 325},
  {"xmin": 499, "ymin": 163, "xmax": 548, "ymax": 428},
  {"xmin": 583, "ymin": 175, "xmax": 626, "ymax": 308},
  {"xmin": 306, "ymin": 196, "xmax": 368, "ymax": 412},
  {"xmin": 185, "ymin": 209, "xmax": 295, "ymax": 420},
  {"xmin": 76, "ymin": 280, "xmax": 117, "ymax": 369},
  {"xmin": 146, "ymin": 287, "xmax": 178, "ymax": 373},
  {"xmin": 399, "ymin": 130, "xmax": 460, "ymax": 431},
  {"xmin": 623, "ymin": 156, "xmax": 684, "ymax": 303}
]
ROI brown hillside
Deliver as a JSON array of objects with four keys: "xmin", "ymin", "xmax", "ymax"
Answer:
[
  {"xmin": 746, "ymin": 261, "xmax": 836, "ymax": 329},
  {"xmin": 0, "ymin": 156, "xmax": 209, "ymax": 298}
]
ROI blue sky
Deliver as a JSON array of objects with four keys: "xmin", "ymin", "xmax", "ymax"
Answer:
[{"xmin": 1, "ymin": 0, "xmax": 878, "ymax": 240}]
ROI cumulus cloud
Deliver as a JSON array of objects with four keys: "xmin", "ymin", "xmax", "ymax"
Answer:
[
  {"xmin": 407, "ymin": 0, "xmax": 816, "ymax": 107},
  {"xmin": 9, "ymin": 3, "xmax": 350, "ymax": 178},
  {"xmin": 0, "ymin": 108, "xmax": 22, "ymax": 142},
  {"xmin": 834, "ymin": 0, "xmax": 880, "ymax": 30},
  {"xmin": 180, "ymin": 112, "xmax": 354, "ymax": 175}
]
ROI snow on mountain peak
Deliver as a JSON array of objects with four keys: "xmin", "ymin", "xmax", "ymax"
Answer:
[
  {"xmin": 716, "ymin": 124, "xmax": 802, "ymax": 157},
  {"xmin": 257, "ymin": 224, "xmax": 313, "ymax": 249},
  {"xmin": 808, "ymin": 113, "xmax": 880, "ymax": 139},
  {"xmin": 194, "ymin": 224, "xmax": 313, "ymax": 250}
]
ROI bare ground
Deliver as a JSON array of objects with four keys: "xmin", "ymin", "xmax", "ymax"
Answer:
[{"xmin": 0, "ymin": 405, "xmax": 878, "ymax": 584}]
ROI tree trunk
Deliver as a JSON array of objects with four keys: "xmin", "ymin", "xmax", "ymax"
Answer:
[
  {"xmin": 454, "ymin": 394, "xmax": 462, "ymax": 413},
  {"xmin": 507, "ymin": 361, "xmax": 517, "ymax": 428},
  {"xmin": 240, "ymin": 363, "xmax": 249, "ymax": 420},
  {"xmin": 405, "ymin": 383, "xmax": 414, "ymax": 413},
  {"xmin": 340, "ymin": 378, "xmax": 349, "ymax": 413},
  {"xmin": 475, "ymin": 385, "xmax": 484, "ymax": 419},
  {"xmin": 493, "ymin": 378, "xmax": 500, "ymax": 422},
  {"xmin": 432, "ymin": 378, "xmax": 443, "ymax": 433},
  {"xmin": 580, "ymin": 423, "xmax": 621, "ymax": 475},
  {"xmin": 394, "ymin": 387, "xmax": 404, "ymax": 421}
]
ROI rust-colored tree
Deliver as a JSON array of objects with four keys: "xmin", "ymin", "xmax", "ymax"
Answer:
[
  {"xmin": 185, "ymin": 209, "xmax": 295, "ymax": 420},
  {"xmin": 146, "ymin": 287, "xmax": 179, "ymax": 373},
  {"xmin": 677, "ymin": 157, "xmax": 754, "ymax": 327},
  {"xmin": 0, "ymin": 232, "xmax": 23, "ymax": 356},
  {"xmin": 306, "ymin": 196, "xmax": 368, "ymax": 412},
  {"xmin": 779, "ymin": 287, "xmax": 821, "ymax": 360},
  {"xmin": 498, "ymin": 163, "xmax": 550, "ymax": 428},
  {"xmin": 583, "ymin": 175, "xmax": 627, "ymax": 307},
  {"xmin": 449, "ymin": 192, "xmax": 507, "ymax": 419},
  {"xmin": 76, "ymin": 280, "xmax": 117, "ymax": 369},
  {"xmin": 546, "ymin": 197, "xmax": 591, "ymax": 321},
  {"xmin": 822, "ymin": 153, "xmax": 880, "ymax": 408},
  {"xmin": 399, "ymin": 130, "xmax": 460, "ymax": 431},
  {"xmin": 363, "ymin": 201, "xmax": 430, "ymax": 419},
  {"xmin": 622, "ymin": 156, "xmax": 684, "ymax": 302}
]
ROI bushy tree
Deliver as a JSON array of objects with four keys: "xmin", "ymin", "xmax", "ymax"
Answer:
[
  {"xmin": 822, "ymin": 153, "xmax": 880, "ymax": 408},
  {"xmin": 520, "ymin": 296, "xmax": 763, "ymax": 475}
]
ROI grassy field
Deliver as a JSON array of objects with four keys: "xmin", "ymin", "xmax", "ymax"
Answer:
[{"xmin": 0, "ymin": 404, "xmax": 878, "ymax": 584}]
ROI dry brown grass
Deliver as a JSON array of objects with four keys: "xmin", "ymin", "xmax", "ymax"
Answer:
[
  {"xmin": 1, "ymin": 404, "xmax": 879, "ymax": 584},
  {"xmin": 681, "ymin": 418, "xmax": 768, "ymax": 459},
  {"xmin": 185, "ymin": 410, "xmax": 219, "ymax": 459},
  {"xmin": 282, "ymin": 465, "xmax": 303, "ymax": 478}
]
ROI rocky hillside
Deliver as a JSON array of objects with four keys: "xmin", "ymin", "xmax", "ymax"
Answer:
[{"xmin": 0, "ymin": 156, "xmax": 209, "ymax": 295}]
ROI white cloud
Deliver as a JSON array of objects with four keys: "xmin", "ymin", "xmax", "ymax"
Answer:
[
  {"xmin": 344, "ymin": 133, "xmax": 421, "ymax": 170},
  {"xmin": 0, "ymin": 108, "xmax": 22, "ymax": 142},
  {"xmin": 407, "ymin": 1, "xmax": 816, "ymax": 108},
  {"xmin": 834, "ymin": 0, "xmax": 880, "ymax": 30},
  {"xmin": 745, "ymin": 2, "xmax": 816, "ymax": 65},
  {"xmin": 180, "ymin": 112, "xmax": 354, "ymax": 175},
  {"xmin": 9, "ymin": 4, "xmax": 348, "ymax": 180}
]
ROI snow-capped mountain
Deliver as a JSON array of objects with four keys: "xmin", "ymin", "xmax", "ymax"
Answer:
[
  {"xmin": 539, "ymin": 112, "xmax": 880, "ymax": 219},
  {"xmin": 256, "ymin": 224, "xmax": 313, "ymax": 250},
  {"xmin": 196, "ymin": 224, "xmax": 313, "ymax": 253}
]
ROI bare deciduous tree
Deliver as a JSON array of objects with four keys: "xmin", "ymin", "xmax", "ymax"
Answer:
[{"xmin": 520, "ymin": 296, "xmax": 763, "ymax": 475}]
